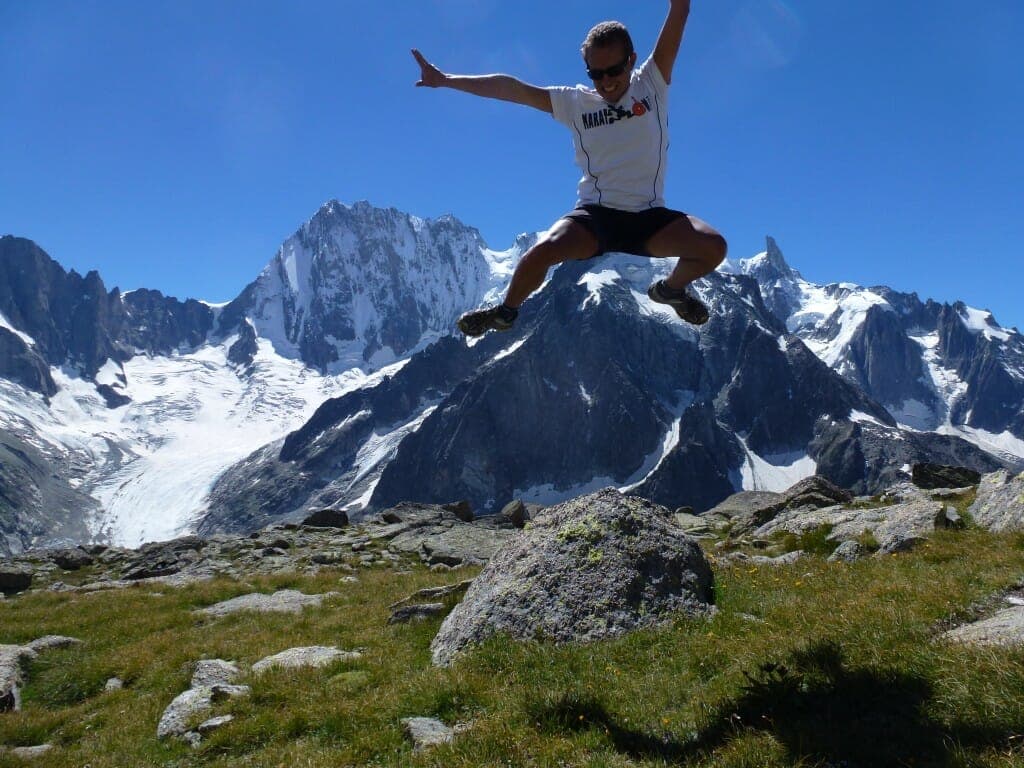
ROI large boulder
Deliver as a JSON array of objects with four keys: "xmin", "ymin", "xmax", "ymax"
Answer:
[
  {"xmin": 430, "ymin": 488, "xmax": 714, "ymax": 666},
  {"xmin": 754, "ymin": 497, "xmax": 949, "ymax": 555},
  {"xmin": 705, "ymin": 475, "xmax": 854, "ymax": 535},
  {"xmin": 969, "ymin": 470, "xmax": 1024, "ymax": 532},
  {"xmin": 912, "ymin": 463, "xmax": 981, "ymax": 490}
]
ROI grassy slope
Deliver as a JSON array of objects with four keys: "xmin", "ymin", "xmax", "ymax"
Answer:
[{"xmin": 2, "ymin": 528, "xmax": 1024, "ymax": 767}]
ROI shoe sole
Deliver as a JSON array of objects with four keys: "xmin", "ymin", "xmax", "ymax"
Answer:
[{"xmin": 646, "ymin": 285, "xmax": 709, "ymax": 326}]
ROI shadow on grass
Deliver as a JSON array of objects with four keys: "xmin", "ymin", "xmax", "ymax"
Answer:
[{"xmin": 528, "ymin": 640, "xmax": 1022, "ymax": 767}]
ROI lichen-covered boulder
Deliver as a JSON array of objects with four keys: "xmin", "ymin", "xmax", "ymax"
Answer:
[
  {"xmin": 969, "ymin": 470, "xmax": 1024, "ymax": 532},
  {"xmin": 430, "ymin": 488, "xmax": 714, "ymax": 666}
]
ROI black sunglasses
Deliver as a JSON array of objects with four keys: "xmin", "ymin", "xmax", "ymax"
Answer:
[{"xmin": 586, "ymin": 54, "xmax": 631, "ymax": 81}]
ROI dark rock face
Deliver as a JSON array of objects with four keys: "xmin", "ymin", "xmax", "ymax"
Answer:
[
  {"xmin": 1, "ymin": 428, "xmax": 97, "ymax": 557},
  {"xmin": 912, "ymin": 463, "xmax": 982, "ymax": 490},
  {"xmin": 0, "ymin": 236, "xmax": 215, "ymax": 380},
  {"xmin": 227, "ymin": 320, "xmax": 258, "ymax": 367},
  {"xmin": 844, "ymin": 305, "xmax": 936, "ymax": 412},
  {"xmin": 0, "ymin": 328, "xmax": 56, "ymax": 398},
  {"xmin": 430, "ymin": 489, "xmax": 714, "ymax": 666}
]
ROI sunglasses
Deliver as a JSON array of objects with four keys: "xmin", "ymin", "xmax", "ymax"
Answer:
[{"xmin": 586, "ymin": 54, "xmax": 631, "ymax": 81}]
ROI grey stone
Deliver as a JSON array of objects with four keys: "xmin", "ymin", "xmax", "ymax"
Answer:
[
  {"xmin": 749, "ymin": 550, "xmax": 805, "ymax": 566},
  {"xmin": 197, "ymin": 714, "xmax": 234, "ymax": 734},
  {"xmin": 26, "ymin": 635, "xmax": 83, "ymax": 653},
  {"xmin": 190, "ymin": 659, "xmax": 241, "ymax": 689},
  {"xmin": 442, "ymin": 500, "xmax": 474, "ymax": 522},
  {"xmin": 828, "ymin": 540, "xmax": 866, "ymax": 563},
  {"xmin": 252, "ymin": 646, "xmax": 361, "ymax": 674},
  {"xmin": 0, "ymin": 564, "xmax": 32, "ymax": 594},
  {"xmin": 754, "ymin": 497, "xmax": 946, "ymax": 555},
  {"xmin": 912, "ymin": 463, "xmax": 981, "ymax": 490},
  {"xmin": 942, "ymin": 606, "xmax": 1024, "ymax": 647},
  {"xmin": 9, "ymin": 744, "xmax": 54, "ymax": 759},
  {"xmin": 497, "ymin": 499, "xmax": 530, "ymax": 528},
  {"xmin": 197, "ymin": 589, "xmax": 338, "ymax": 617},
  {"xmin": 51, "ymin": 547, "xmax": 94, "ymax": 571},
  {"xmin": 430, "ymin": 488, "xmax": 714, "ymax": 666},
  {"xmin": 0, "ymin": 645, "xmax": 36, "ymax": 712},
  {"xmin": 401, "ymin": 716, "xmax": 454, "ymax": 750},
  {"xmin": 157, "ymin": 685, "xmax": 250, "ymax": 739},
  {"xmin": 302, "ymin": 509, "xmax": 349, "ymax": 529},
  {"xmin": 389, "ymin": 580, "xmax": 474, "ymax": 610},
  {"xmin": 969, "ymin": 470, "xmax": 1024, "ymax": 532},
  {"xmin": 388, "ymin": 603, "xmax": 447, "ymax": 624},
  {"xmin": 104, "ymin": 677, "xmax": 124, "ymax": 692}
]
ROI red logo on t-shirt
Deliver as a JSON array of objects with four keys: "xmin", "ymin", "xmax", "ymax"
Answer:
[{"xmin": 631, "ymin": 99, "xmax": 647, "ymax": 116}]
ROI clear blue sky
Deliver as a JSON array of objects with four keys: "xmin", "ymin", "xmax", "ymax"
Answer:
[{"xmin": 2, "ymin": 1, "xmax": 1022, "ymax": 330}]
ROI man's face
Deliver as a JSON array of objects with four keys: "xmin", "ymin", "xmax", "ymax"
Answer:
[{"xmin": 585, "ymin": 44, "xmax": 636, "ymax": 104}]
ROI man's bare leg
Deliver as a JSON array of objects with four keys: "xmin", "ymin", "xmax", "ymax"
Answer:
[
  {"xmin": 458, "ymin": 219, "xmax": 598, "ymax": 337},
  {"xmin": 504, "ymin": 218, "xmax": 599, "ymax": 308},
  {"xmin": 643, "ymin": 215, "xmax": 727, "ymax": 324}
]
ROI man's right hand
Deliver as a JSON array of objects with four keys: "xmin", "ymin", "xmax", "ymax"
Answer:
[{"xmin": 412, "ymin": 49, "xmax": 447, "ymax": 88}]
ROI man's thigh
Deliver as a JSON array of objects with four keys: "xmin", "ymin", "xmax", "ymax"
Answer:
[
  {"xmin": 541, "ymin": 216, "xmax": 601, "ymax": 261},
  {"xmin": 644, "ymin": 214, "xmax": 723, "ymax": 258}
]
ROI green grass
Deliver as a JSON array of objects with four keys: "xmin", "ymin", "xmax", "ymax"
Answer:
[{"xmin": 1, "ymin": 528, "xmax": 1024, "ymax": 766}]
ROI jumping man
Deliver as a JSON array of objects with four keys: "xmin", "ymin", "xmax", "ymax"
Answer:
[{"xmin": 413, "ymin": 0, "xmax": 726, "ymax": 337}]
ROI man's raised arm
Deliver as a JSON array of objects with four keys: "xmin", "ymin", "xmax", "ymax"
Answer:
[
  {"xmin": 412, "ymin": 49, "xmax": 552, "ymax": 114},
  {"xmin": 652, "ymin": 0, "xmax": 691, "ymax": 85}
]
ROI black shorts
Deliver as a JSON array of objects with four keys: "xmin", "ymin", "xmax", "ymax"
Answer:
[{"xmin": 561, "ymin": 204, "xmax": 688, "ymax": 258}]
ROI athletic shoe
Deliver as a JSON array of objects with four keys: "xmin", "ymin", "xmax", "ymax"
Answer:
[
  {"xmin": 647, "ymin": 280, "xmax": 710, "ymax": 325},
  {"xmin": 457, "ymin": 305, "xmax": 517, "ymax": 337}
]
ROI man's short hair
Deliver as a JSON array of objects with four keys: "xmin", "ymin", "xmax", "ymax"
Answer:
[{"xmin": 581, "ymin": 21, "xmax": 634, "ymax": 60}]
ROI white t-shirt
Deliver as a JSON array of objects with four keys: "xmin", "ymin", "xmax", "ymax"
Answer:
[{"xmin": 548, "ymin": 54, "xmax": 670, "ymax": 212}]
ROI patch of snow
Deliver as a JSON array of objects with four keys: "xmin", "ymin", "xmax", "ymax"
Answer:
[
  {"xmin": 492, "ymin": 337, "xmax": 527, "ymax": 363},
  {"xmin": 936, "ymin": 424, "xmax": 1024, "ymax": 464},
  {"xmin": 94, "ymin": 359, "xmax": 124, "ymax": 389},
  {"xmin": 579, "ymin": 384, "xmax": 593, "ymax": 408},
  {"xmin": 796, "ymin": 285, "xmax": 890, "ymax": 366},
  {"xmin": 849, "ymin": 410, "xmax": 889, "ymax": 428},
  {"xmin": 348, "ymin": 405, "xmax": 439, "ymax": 490},
  {"xmin": 960, "ymin": 305, "xmax": 1012, "ymax": 342},
  {"xmin": 736, "ymin": 435, "xmax": 817, "ymax": 492},
  {"xmin": 0, "ymin": 310, "xmax": 37, "ymax": 347},
  {"xmin": 577, "ymin": 269, "xmax": 620, "ymax": 309}
]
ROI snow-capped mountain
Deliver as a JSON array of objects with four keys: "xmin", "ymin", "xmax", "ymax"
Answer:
[
  {"xmin": 214, "ymin": 200, "xmax": 522, "ymax": 371},
  {"xmin": 2, "ymin": 206, "xmax": 1022, "ymax": 552},
  {"xmin": 0, "ymin": 206, "xmax": 527, "ymax": 554},
  {"xmin": 727, "ymin": 237, "xmax": 1024, "ymax": 464}
]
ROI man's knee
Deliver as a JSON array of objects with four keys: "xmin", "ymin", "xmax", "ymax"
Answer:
[{"xmin": 708, "ymin": 232, "xmax": 727, "ymax": 265}]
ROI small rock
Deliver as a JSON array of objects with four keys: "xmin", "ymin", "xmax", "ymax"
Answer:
[
  {"xmin": 388, "ymin": 603, "xmax": 447, "ymax": 625},
  {"xmin": 389, "ymin": 580, "xmax": 475, "ymax": 610},
  {"xmin": 828, "ymin": 540, "xmax": 866, "ymax": 563},
  {"xmin": 302, "ymin": 509, "xmax": 349, "ymax": 529},
  {"xmin": 26, "ymin": 635, "xmax": 83, "ymax": 653},
  {"xmin": 52, "ymin": 547, "xmax": 95, "ymax": 571},
  {"xmin": 9, "ymin": 744, "xmax": 54, "ymax": 759},
  {"xmin": 197, "ymin": 714, "xmax": 234, "ymax": 734},
  {"xmin": 942, "ymin": 606, "xmax": 1024, "ymax": 647},
  {"xmin": 104, "ymin": 677, "xmax": 124, "ymax": 692},
  {"xmin": 402, "ymin": 716, "xmax": 454, "ymax": 750},
  {"xmin": 157, "ymin": 685, "xmax": 250, "ymax": 739},
  {"xmin": 497, "ymin": 499, "xmax": 530, "ymax": 528},
  {"xmin": 442, "ymin": 500, "xmax": 474, "ymax": 522},
  {"xmin": 252, "ymin": 646, "xmax": 361, "ymax": 674},
  {"xmin": 937, "ymin": 505, "xmax": 965, "ymax": 530},
  {"xmin": 0, "ymin": 565, "xmax": 33, "ymax": 594},
  {"xmin": 197, "ymin": 590, "xmax": 338, "ymax": 617},
  {"xmin": 749, "ymin": 550, "xmax": 805, "ymax": 566},
  {"xmin": 912, "ymin": 463, "xmax": 981, "ymax": 491},
  {"xmin": 190, "ymin": 659, "xmax": 241, "ymax": 689}
]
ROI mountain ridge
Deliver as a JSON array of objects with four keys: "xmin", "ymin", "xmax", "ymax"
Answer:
[{"xmin": 1, "ymin": 201, "xmax": 1022, "ymax": 552}]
